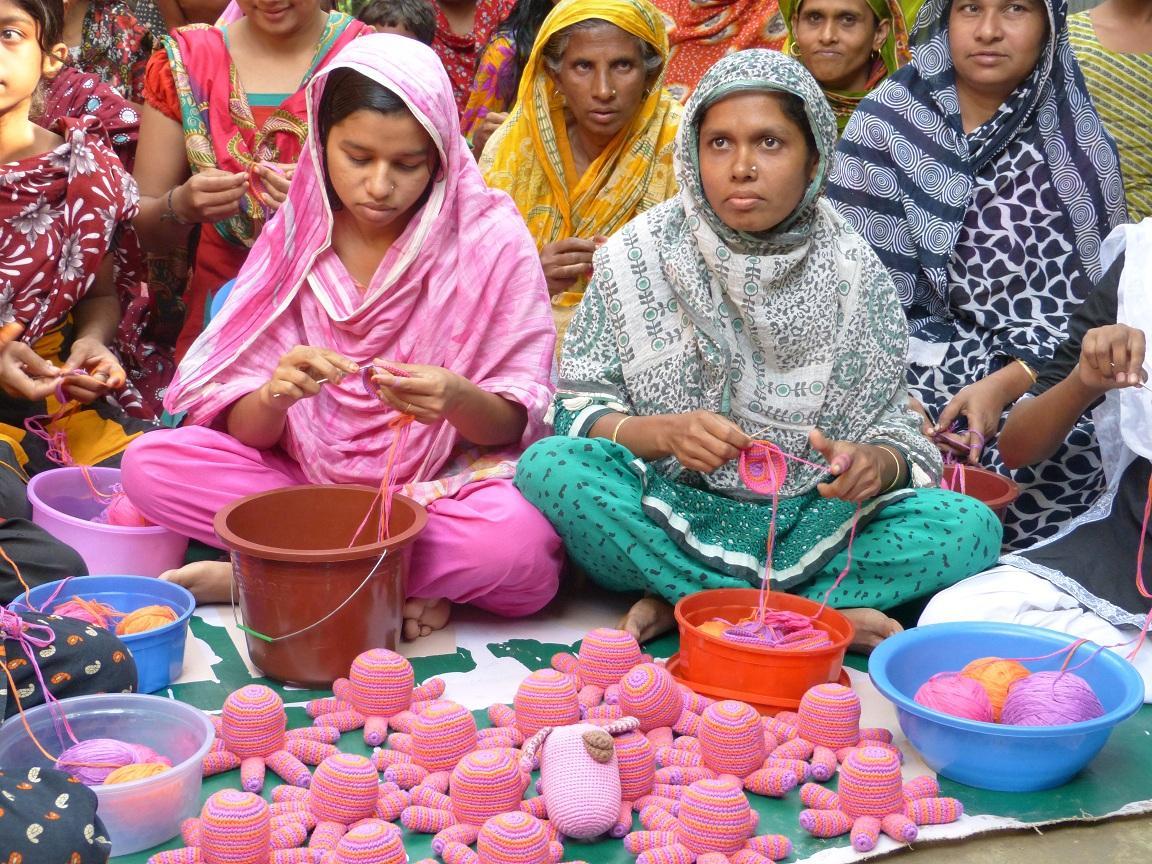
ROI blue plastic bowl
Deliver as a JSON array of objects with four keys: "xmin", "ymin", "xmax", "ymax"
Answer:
[
  {"xmin": 12, "ymin": 576, "xmax": 195, "ymax": 693},
  {"xmin": 869, "ymin": 622, "xmax": 1145, "ymax": 791}
]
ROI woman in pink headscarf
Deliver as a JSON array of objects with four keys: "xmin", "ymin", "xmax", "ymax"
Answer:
[{"xmin": 120, "ymin": 33, "xmax": 562, "ymax": 639}]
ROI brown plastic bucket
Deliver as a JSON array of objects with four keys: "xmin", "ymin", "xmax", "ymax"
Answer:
[
  {"xmin": 214, "ymin": 484, "xmax": 427, "ymax": 688},
  {"xmin": 941, "ymin": 465, "xmax": 1020, "ymax": 522}
]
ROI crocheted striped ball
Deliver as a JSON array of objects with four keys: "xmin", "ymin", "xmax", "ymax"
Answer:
[
  {"xmin": 476, "ymin": 812, "xmax": 552, "ymax": 864},
  {"xmin": 198, "ymin": 789, "xmax": 272, "ymax": 862},
  {"xmin": 349, "ymin": 649, "xmax": 416, "ymax": 716},
  {"xmin": 578, "ymin": 628, "xmax": 645, "ymax": 688},
  {"xmin": 450, "ymin": 748, "xmax": 527, "ymax": 825},
  {"xmin": 838, "ymin": 746, "xmax": 905, "ymax": 818},
  {"xmin": 619, "ymin": 663, "xmax": 682, "ymax": 731},
  {"xmin": 329, "ymin": 819, "xmax": 407, "ymax": 864},
  {"xmin": 677, "ymin": 779, "xmax": 753, "ymax": 856},
  {"xmin": 615, "ymin": 730, "xmax": 655, "ymax": 800},
  {"xmin": 310, "ymin": 753, "xmax": 382, "ymax": 824},
  {"xmin": 413, "ymin": 701, "xmax": 478, "ymax": 773},
  {"xmin": 797, "ymin": 683, "xmax": 862, "ymax": 749},
  {"xmin": 512, "ymin": 669, "xmax": 581, "ymax": 735},
  {"xmin": 698, "ymin": 700, "xmax": 766, "ymax": 776},
  {"xmin": 220, "ymin": 685, "xmax": 286, "ymax": 758}
]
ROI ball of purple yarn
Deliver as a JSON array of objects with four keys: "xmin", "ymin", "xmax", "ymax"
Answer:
[
  {"xmin": 1000, "ymin": 671, "xmax": 1105, "ymax": 726},
  {"xmin": 55, "ymin": 738, "xmax": 166, "ymax": 785},
  {"xmin": 914, "ymin": 672, "xmax": 996, "ymax": 722}
]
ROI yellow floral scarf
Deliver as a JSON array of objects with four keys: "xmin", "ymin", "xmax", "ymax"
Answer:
[{"xmin": 480, "ymin": 0, "xmax": 682, "ymax": 307}]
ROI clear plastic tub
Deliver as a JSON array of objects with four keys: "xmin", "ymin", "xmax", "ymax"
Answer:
[
  {"xmin": 0, "ymin": 693, "xmax": 215, "ymax": 855},
  {"xmin": 27, "ymin": 466, "xmax": 189, "ymax": 576}
]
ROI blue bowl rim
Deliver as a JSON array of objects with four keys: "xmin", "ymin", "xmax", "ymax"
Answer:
[
  {"xmin": 11, "ymin": 575, "xmax": 195, "ymax": 642},
  {"xmin": 869, "ymin": 621, "xmax": 1145, "ymax": 738},
  {"xmin": 0, "ymin": 692, "xmax": 215, "ymax": 791}
]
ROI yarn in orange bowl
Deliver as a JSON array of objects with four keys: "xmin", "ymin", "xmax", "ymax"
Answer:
[{"xmin": 959, "ymin": 657, "xmax": 1030, "ymax": 721}]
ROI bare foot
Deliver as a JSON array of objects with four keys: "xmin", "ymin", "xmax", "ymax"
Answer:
[
  {"xmin": 160, "ymin": 560, "xmax": 232, "ymax": 604},
  {"xmin": 403, "ymin": 598, "xmax": 451, "ymax": 640},
  {"xmin": 842, "ymin": 607, "xmax": 903, "ymax": 654},
  {"xmin": 618, "ymin": 596, "xmax": 676, "ymax": 644}
]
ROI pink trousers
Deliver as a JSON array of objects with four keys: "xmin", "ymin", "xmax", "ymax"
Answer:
[{"xmin": 121, "ymin": 427, "xmax": 562, "ymax": 617}]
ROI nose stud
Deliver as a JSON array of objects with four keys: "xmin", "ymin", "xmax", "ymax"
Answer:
[{"xmin": 611, "ymin": 89, "xmax": 617, "ymax": 97}]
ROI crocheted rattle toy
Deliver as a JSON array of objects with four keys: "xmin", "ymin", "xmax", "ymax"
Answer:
[
  {"xmin": 766, "ymin": 683, "xmax": 899, "ymax": 781},
  {"xmin": 584, "ymin": 662, "xmax": 711, "ymax": 757},
  {"xmin": 146, "ymin": 789, "xmax": 312, "ymax": 864},
  {"xmin": 415, "ymin": 811, "xmax": 590, "ymax": 864},
  {"xmin": 318, "ymin": 820, "xmax": 407, "ymax": 864},
  {"xmin": 374, "ymin": 700, "xmax": 522, "ymax": 791},
  {"xmin": 488, "ymin": 669, "xmax": 582, "ymax": 738},
  {"xmin": 269, "ymin": 753, "xmax": 411, "ymax": 853},
  {"xmin": 657, "ymin": 700, "xmax": 807, "ymax": 798},
  {"xmin": 307, "ymin": 648, "xmax": 447, "ymax": 746},
  {"xmin": 204, "ymin": 685, "xmax": 341, "ymax": 792},
  {"xmin": 401, "ymin": 747, "xmax": 530, "ymax": 852},
  {"xmin": 551, "ymin": 628, "xmax": 650, "ymax": 709},
  {"xmin": 624, "ymin": 778, "xmax": 794, "ymax": 864},
  {"xmin": 799, "ymin": 746, "xmax": 964, "ymax": 851},
  {"xmin": 518, "ymin": 718, "xmax": 639, "ymax": 841}
]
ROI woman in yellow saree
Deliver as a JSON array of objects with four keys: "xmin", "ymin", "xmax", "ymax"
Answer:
[{"xmin": 480, "ymin": 0, "xmax": 681, "ymax": 346}]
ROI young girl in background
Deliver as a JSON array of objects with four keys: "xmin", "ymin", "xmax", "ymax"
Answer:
[{"xmin": 0, "ymin": 0, "xmax": 155, "ymax": 502}]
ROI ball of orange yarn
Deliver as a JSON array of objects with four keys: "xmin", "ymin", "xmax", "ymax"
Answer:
[
  {"xmin": 115, "ymin": 605, "xmax": 178, "ymax": 635},
  {"xmin": 960, "ymin": 656, "xmax": 1031, "ymax": 721},
  {"xmin": 102, "ymin": 762, "xmax": 171, "ymax": 784}
]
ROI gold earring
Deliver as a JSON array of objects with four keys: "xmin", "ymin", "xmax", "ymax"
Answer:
[{"xmin": 788, "ymin": 41, "xmax": 802, "ymax": 57}]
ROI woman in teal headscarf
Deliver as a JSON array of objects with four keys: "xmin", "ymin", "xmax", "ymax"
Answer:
[
  {"xmin": 781, "ymin": 0, "xmax": 914, "ymax": 131},
  {"xmin": 515, "ymin": 49, "xmax": 1002, "ymax": 647}
]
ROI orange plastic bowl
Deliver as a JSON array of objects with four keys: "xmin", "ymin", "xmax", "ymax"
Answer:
[
  {"xmin": 941, "ymin": 465, "xmax": 1019, "ymax": 522},
  {"xmin": 673, "ymin": 588, "xmax": 854, "ymax": 710}
]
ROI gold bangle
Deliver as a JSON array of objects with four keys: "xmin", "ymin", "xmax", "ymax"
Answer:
[
  {"xmin": 1015, "ymin": 358, "xmax": 1038, "ymax": 384},
  {"xmin": 610, "ymin": 415, "xmax": 633, "ymax": 445},
  {"xmin": 876, "ymin": 444, "xmax": 905, "ymax": 493}
]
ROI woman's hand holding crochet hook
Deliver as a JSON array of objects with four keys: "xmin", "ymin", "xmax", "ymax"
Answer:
[{"xmin": 265, "ymin": 346, "xmax": 359, "ymax": 404}]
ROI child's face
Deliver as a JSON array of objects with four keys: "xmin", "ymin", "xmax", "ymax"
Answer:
[
  {"xmin": 0, "ymin": 0, "xmax": 65, "ymax": 118},
  {"xmin": 371, "ymin": 23, "xmax": 417, "ymax": 38},
  {"xmin": 325, "ymin": 106, "xmax": 436, "ymax": 243}
]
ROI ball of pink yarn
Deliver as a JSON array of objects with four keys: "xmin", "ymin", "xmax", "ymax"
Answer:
[
  {"xmin": 1000, "ymin": 671, "xmax": 1105, "ymax": 726},
  {"xmin": 914, "ymin": 673, "xmax": 995, "ymax": 722},
  {"xmin": 55, "ymin": 738, "xmax": 170, "ymax": 785}
]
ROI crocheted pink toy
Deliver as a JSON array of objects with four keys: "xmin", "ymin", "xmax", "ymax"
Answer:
[
  {"xmin": 488, "ymin": 669, "xmax": 582, "ymax": 738},
  {"xmin": 401, "ymin": 747, "xmax": 531, "ymax": 851},
  {"xmin": 415, "ymin": 812, "xmax": 588, "ymax": 864},
  {"xmin": 625, "ymin": 778, "xmax": 793, "ymax": 864},
  {"xmin": 551, "ymin": 628, "xmax": 650, "ymax": 709},
  {"xmin": 766, "ymin": 683, "xmax": 899, "ymax": 781},
  {"xmin": 204, "ymin": 685, "xmax": 341, "ymax": 792},
  {"xmin": 656, "ymin": 700, "xmax": 807, "ymax": 798},
  {"xmin": 147, "ymin": 789, "xmax": 313, "ymax": 864},
  {"xmin": 373, "ymin": 700, "xmax": 522, "ymax": 790},
  {"xmin": 269, "ymin": 753, "xmax": 410, "ymax": 852},
  {"xmin": 584, "ymin": 662, "xmax": 711, "ymax": 756},
  {"xmin": 307, "ymin": 648, "xmax": 447, "ymax": 746},
  {"xmin": 519, "ymin": 718, "xmax": 645, "ymax": 840},
  {"xmin": 318, "ymin": 820, "xmax": 407, "ymax": 864},
  {"xmin": 798, "ymin": 746, "xmax": 963, "ymax": 852}
]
